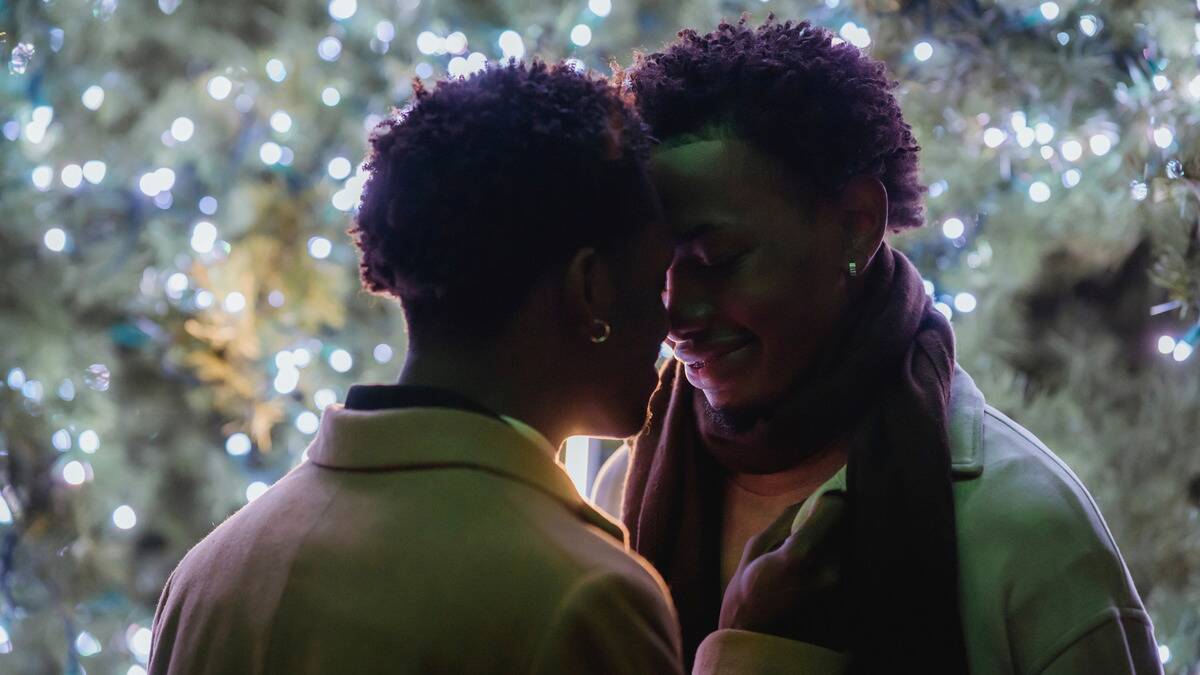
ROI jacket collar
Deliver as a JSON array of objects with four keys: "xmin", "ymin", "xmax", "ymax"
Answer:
[
  {"xmin": 948, "ymin": 364, "xmax": 985, "ymax": 480},
  {"xmin": 307, "ymin": 405, "xmax": 628, "ymax": 542}
]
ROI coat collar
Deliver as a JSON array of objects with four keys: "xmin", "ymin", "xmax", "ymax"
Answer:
[
  {"xmin": 948, "ymin": 364, "xmax": 985, "ymax": 480},
  {"xmin": 307, "ymin": 405, "xmax": 628, "ymax": 542}
]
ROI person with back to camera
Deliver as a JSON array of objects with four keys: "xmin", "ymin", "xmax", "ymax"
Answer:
[
  {"xmin": 592, "ymin": 17, "xmax": 1162, "ymax": 675},
  {"xmin": 149, "ymin": 61, "xmax": 683, "ymax": 675}
]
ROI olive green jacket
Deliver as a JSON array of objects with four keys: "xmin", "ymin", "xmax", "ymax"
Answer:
[
  {"xmin": 593, "ymin": 367, "xmax": 1161, "ymax": 675},
  {"xmin": 150, "ymin": 405, "xmax": 683, "ymax": 675}
]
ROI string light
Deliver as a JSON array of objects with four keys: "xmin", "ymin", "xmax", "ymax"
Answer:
[
  {"xmin": 570, "ymin": 25, "xmax": 593, "ymax": 47},
  {"xmin": 589, "ymin": 0, "xmax": 612, "ymax": 17}
]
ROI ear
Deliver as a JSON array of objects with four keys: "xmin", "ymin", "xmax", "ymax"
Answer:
[
  {"xmin": 837, "ymin": 175, "xmax": 888, "ymax": 271},
  {"xmin": 563, "ymin": 247, "xmax": 616, "ymax": 339}
]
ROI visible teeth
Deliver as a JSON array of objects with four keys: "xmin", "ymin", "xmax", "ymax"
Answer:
[{"xmin": 688, "ymin": 360, "xmax": 707, "ymax": 369}]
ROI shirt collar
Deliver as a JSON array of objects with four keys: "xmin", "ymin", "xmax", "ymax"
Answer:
[{"xmin": 307, "ymin": 403, "xmax": 626, "ymax": 542}]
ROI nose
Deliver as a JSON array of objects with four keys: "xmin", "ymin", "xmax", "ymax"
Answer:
[{"xmin": 664, "ymin": 263, "xmax": 713, "ymax": 342}]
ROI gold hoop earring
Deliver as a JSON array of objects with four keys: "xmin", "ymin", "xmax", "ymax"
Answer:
[
  {"xmin": 847, "ymin": 261, "xmax": 858, "ymax": 278},
  {"xmin": 590, "ymin": 319, "xmax": 611, "ymax": 344}
]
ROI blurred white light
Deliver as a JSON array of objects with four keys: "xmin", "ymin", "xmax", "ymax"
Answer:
[
  {"xmin": 32, "ymin": 106, "xmax": 53, "ymax": 127},
  {"xmin": 194, "ymin": 290, "xmax": 214, "ymax": 308},
  {"xmin": 235, "ymin": 94, "xmax": 255, "ymax": 113},
  {"xmin": 268, "ymin": 290, "xmax": 285, "ymax": 307},
  {"xmin": 1040, "ymin": 1, "xmax": 1059, "ymax": 20},
  {"xmin": 1130, "ymin": 181, "xmax": 1149, "ymax": 201},
  {"xmin": 32, "ymin": 165, "xmax": 54, "ymax": 190},
  {"xmin": 292, "ymin": 348, "xmax": 312, "ymax": 367},
  {"xmin": 913, "ymin": 41, "xmax": 933, "ymax": 61},
  {"xmin": 224, "ymin": 291, "xmax": 247, "ymax": 313},
  {"xmin": 328, "ymin": 0, "xmax": 357, "ymax": 20},
  {"xmin": 3, "ymin": 121, "xmax": 19, "ymax": 141},
  {"xmin": 79, "ymin": 429, "xmax": 100, "ymax": 453},
  {"xmin": 318, "ymin": 36, "xmax": 343, "ymax": 61},
  {"xmin": 448, "ymin": 56, "xmax": 469, "ymax": 78},
  {"xmin": 327, "ymin": 156, "xmax": 351, "ymax": 179},
  {"xmin": 498, "ymin": 30, "xmax": 525, "ymax": 59},
  {"xmin": 565, "ymin": 58, "xmax": 586, "ymax": 73},
  {"xmin": 266, "ymin": 58, "xmax": 287, "ymax": 82},
  {"xmin": 226, "ymin": 432, "xmax": 252, "ymax": 456},
  {"xmin": 1040, "ymin": 145, "xmax": 1055, "ymax": 160},
  {"xmin": 52, "ymin": 429, "xmax": 72, "ymax": 451},
  {"xmin": 564, "ymin": 436, "xmax": 591, "ymax": 495},
  {"xmin": 1060, "ymin": 140, "xmax": 1083, "ymax": 161},
  {"xmin": 466, "ymin": 52, "xmax": 487, "ymax": 73},
  {"xmin": 113, "ymin": 505, "xmax": 137, "ymax": 530},
  {"xmin": 1016, "ymin": 127, "xmax": 1036, "ymax": 147},
  {"xmin": 274, "ymin": 367, "xmax": 299, "ymax": 394},
  {"xmin": 1158, "ymin": 335, "xmax": 1177, "ymax": 354},
  {"xmin": 953, "ymin": 292, "xmax": 977, "ymax": 314},
  {"xmin": 63, "ymin": 460, "xmax": 87, "ymax": 485},
  {"xmin": 1062, "ymin": 168, "xmax": 1081, "ymax": 188},
  {"xmin": 1159, "ymin": 644, "xmax": 1171, "ymax": 664},
  {"xmin": 1028, "ymin": 181, "xmax": 1052, "ymax": 203},
  {"xmin": 571, "ymin": 24, "xmax": 593, "ymax": 47},
  {"xmin": 1089, "ymin": 134, "xmax": 1112, "ymax": 156},
  {"xmin": 190, "ymin": 221, "xmax": 218, "ymax": 253},
  {"xmin": 983, "ymin": 127, "xmax": 1007, "ymax": 148},
  {"xmin": 1153, "ymin": 126, "xmax": 1174, "ymax": 149},
  {"xmin": 139, "ymin": 172, "xmax": 162, "ymax": 196},
  {"xmin": 934, "ymin": 302, "xmax": 953, "ymax": 321},
  {"xmin": 260, "ymin": 141, "xmax": 283, "ymax": 165},
  {"xmin": 1010, "ymin": 111, "xmax": 1027, "ymax": 130},
  {"xmin": 416, "ymin": 31, "xmax": 443, "ymax": 55},
  {"xmin": 76, "ymin": 631, "xmax": 102, "ymax": 657},
  {"xmin": 83, "ymin": 160, "xmax": 107, "ymax": 184},
  {"xmin": 308, "ymin": 236, "xmax": 332, "ymax": 259},
  {"xmin": 24, "ymin": 122, "xmax": 47, "ymax": 144},
  {"xmin": 923, "ymin": 279, "xmax": 935, "ymax": 296},
  {"xmin": 82, "ymin": 85, "xmax": 106, "ymax": 110},
  {"xmin": 1152, "ymin": 75, "xmax": 1170, "ymax": 92},
  {"xmin": 322, "ymin": 86, "xmax": 341, "ymax": 106},
  {"xmin": 171, "ymin": 116, "xmax": 194, "ymax": 142},
  {"xmin": 270, "ymin": 110, "xmax": 293, "ymax": 134},
  {"xmin": 1174, "ymin": 342, "xmax": 1194, "ymax": 362},
  {"xmin": 941, "ymin": 217, "xmax": 965, "ymax": 239},
  {"xmin": 314, "ymin": 388, "xmax": 338, "ymax": 409},
  {"xmin": 1079, "ymin": 15, "xmax": 1098, "ymax": 36},
  {"xmin": 373, "ymin": 343, "xmax": 394, "ymax": 363},
  {"xmin": 44, "ymin": 227, "xmax": 67, "ymax": 252},
  {"xmin": 376, "ymin": 21, "xmax": 396, "ymax": 42},
  {"xmin": 1189, "ymin": 75, "xmax": 1200, "ymax": 100},
  {"xmin": 128, "ymin": 666, "xmax": 147, "ymax": 675},
  {"xmin": 329, "ymin": 349, "xmax": 353, "ymax": 373},
  {"xmin": 1034, "ymin": 122, "xmax": 1055, "ymax": 144},
  {"xmin": 296, "ymin": 411, "xmax": 320, "ymax": 435},
  {"xmin": 6, "ymin": 368, "xmax": 25, "ymax": 389},
  {"xmin": 589, "ymin": 0, "xmax": 612, "ymax": 17},
  {"xmin": 155, "ymin": 167, "xmax": 176, "ymax": 191},
  {"xmin": 445, "ymin": 31, "xmax": 468, "ymax": 54},
  {"xmin": 415, "ymin": 62, "xmax": 434, "ymax": 79},
  {"xmin": 207, "ymin": 75, "xmax": 233, "ymax": 100},
  {"xmin": 0, "ymin": 499, "xmax": 11, "ymax": 525},
  {"xmin": 839, "ymin": 22, "xmax": 871, "ymax": 48},
  {"xmin": 129, "ymin": 627, "xmax": 152, "ymax": 660},
  {"xmin": 246, "ymin": 481, "xmax": 269, "ymax": 502},
  {"xmin": 275, "ymin": 350, "xmax": 296, "ymax": 370}
]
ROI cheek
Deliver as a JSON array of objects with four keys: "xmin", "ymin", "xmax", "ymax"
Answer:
[{"xmin": 737, "ymin": 263, "xmax": 847, "ymax": 368}]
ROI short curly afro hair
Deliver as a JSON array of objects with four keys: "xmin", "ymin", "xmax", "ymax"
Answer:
[
  {"xmin": 629, "ymin": 16, "xmax": 925, "ymax": 231},
  {"xmin": 352, "ymin": 61, "xmax": 657, "ymax": 341}
]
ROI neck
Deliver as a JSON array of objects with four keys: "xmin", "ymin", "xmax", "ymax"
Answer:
[
  {"xmin": 397, "ymin": 341, "xmax": 571, "ymax": 449},
  {"xmin": 728, "ymin": 435, "xmax": 848, "ymax": 498}
]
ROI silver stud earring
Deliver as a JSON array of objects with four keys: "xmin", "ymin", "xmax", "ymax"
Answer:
[
  {"xmin": 848, "ymin": 261, "xmax": 858, "ymax": 278},
  {"xmin": 590, "ymin": 319, "xmax": 611, "ymax": 344}
]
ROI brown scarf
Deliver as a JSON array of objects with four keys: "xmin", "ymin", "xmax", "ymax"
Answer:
[{"xmin": 623, "ymin": 245, "xmax": 968, "ymax": 672}]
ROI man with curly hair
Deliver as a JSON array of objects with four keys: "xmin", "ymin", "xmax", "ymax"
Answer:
[
  {"xmin": 149, "ymin": 62, "xmax": 684, "ymax": 674},
  {"xmin": 593, "ymin": 17, "xmax": 1161, "ymax": 674}
]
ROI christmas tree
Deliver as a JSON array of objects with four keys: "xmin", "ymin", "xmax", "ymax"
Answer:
[{"xmin": 1, "ymin": 0, "xmax": 1197, "ymax": 672}]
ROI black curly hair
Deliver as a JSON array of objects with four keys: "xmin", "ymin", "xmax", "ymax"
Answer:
[
  {"xmin": 352, "ymin": 61, "xmax": 657, "ymax": 343},
  {"xmin": 628, "ymin": 16, "xmax": 926, "ymax": 231}
]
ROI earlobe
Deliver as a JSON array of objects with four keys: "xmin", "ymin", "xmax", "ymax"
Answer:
[
  {"xmin": 563, "ymin": 247, "xmax": 615, "ymax": 338},
  {"xmin": 841, "ymin": 175, "xmax": 888, "ymax": 269}
]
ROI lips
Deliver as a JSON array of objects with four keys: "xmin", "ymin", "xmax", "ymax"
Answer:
[{"xmin": 672, "ymin": 336, "xmax": 755, "ymax": 370}]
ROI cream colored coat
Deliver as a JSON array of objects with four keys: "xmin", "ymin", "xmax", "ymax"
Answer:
[
  {"xmin": 150, "ymin": 405, "xmax": 683, "ymax": 675},
  {"xmin": 593, "ymin": 367, "xmax": 1162, "ymax": 675}
]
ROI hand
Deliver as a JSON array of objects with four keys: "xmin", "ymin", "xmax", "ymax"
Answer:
[{"xmin": 718, "ymin": 493, "xmax": 850, "ymax": 651}]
